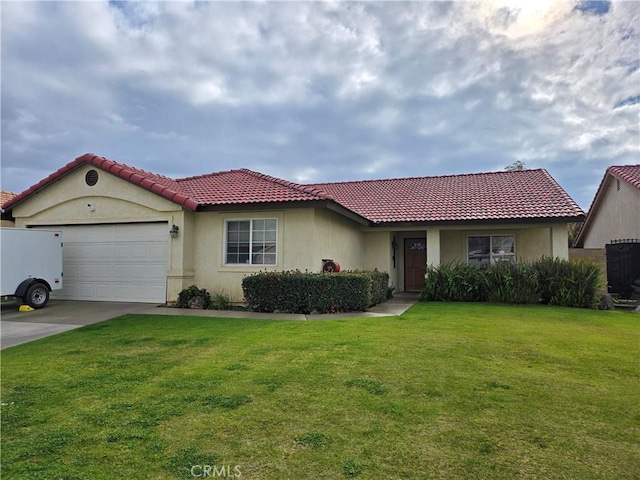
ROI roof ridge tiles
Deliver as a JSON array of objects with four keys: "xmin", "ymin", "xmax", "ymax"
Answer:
[
  {"xmin": 239, "ymin": 168, "xmax": 334, "ymax": 200},
  {"xmin": 176, "ymin": 169, "xmax": 239, "ymax": 182},
  {"xmin": 307, "ymin": 167, "xmax": 547, "ymax": 187},
  {"xmin": 92, "ymin": 156, "xmax": 177, "ymax": 182}
]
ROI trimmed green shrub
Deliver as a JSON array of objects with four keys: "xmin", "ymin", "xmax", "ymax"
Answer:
[
  {"xmin": 369, "ymin": 270, "xmax": 391, "ymax": 306},
  {"xmin": 176, "ymin": 285, "xmax": 211, "ymax": 309},
  {"xmin": 421, "ymin": 258, "xmax": 601, "ymax": 308},
  {"xmin": 242, "ymin": 271, "xmax": 390, "ymax": 314}
]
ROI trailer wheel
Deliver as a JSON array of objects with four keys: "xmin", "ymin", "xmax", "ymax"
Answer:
[{"xmin": 24, "ymin": 283, "xmax": 49, "ymax": 309}]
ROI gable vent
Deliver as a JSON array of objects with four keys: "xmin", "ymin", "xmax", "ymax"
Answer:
[{"xmin": 85, "ymin": 170, "xmax": 99, "ymax": 186}]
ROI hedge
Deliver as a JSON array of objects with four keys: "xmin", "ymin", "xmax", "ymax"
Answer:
[
  {"xmin": 242, "ymin": 270, "xmax": 390, "ymax": 314},
  {"xmin": 421, "ymin": 257, "xmax": 601, "ymax": 308}
]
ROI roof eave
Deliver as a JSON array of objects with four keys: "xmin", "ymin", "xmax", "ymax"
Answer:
[
  {"xmin": 196, "ymin": 199, "xmax": 370, "ymax": 225},
  {"xmin": 2, "ymin": 153, "xmax": 200, "ymax": 213},
  {"xmin": 372, "ymin": 214, "xmax": 585, "ymax": 229}
]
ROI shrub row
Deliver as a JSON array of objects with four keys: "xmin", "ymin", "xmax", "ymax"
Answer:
[
  {"xmin": 421, "ymin": 257, "xmax": 601, "ymax": 308},
  {"xmin": 242, "ymin": 270, "xmax": 390, "ymax": 314}
]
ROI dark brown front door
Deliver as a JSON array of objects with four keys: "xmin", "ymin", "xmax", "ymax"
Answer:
[{"xmin": 405, "ymin": 238, "xmax": 426, "ymax": 292}]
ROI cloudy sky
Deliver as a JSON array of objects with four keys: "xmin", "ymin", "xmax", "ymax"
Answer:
[{"xmin": 1, "ymin": 0, "xmax": 638, "ymax": 210}]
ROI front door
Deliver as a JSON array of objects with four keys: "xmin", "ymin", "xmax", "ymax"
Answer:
[{"xmin": 405, "ymin": 238, "xmax": 426, "ymax": 292}]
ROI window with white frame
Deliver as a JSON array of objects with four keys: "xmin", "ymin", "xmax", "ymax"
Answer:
[
  {"xmin": 468, "ymin": 235, "xmax": 515, "ymax": 266},
  {"xmin": 226, "ymin": 219, "xmax": 277, "ymax": 265}
]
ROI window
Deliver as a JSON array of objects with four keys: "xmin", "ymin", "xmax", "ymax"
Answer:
[
  {"xmin": 468, "ymin": 235, "xmax": 515, "ymax": 266},
  {"xmin": 226, "ymin": 219, "xmax": 277, "ymax": 265}
]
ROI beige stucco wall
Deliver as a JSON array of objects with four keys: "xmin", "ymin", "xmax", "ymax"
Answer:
[
  {"xmin": 312, "ymin": 208, "xmax": 365, "ymax": 270},
  {"xmin": 583, "ymin": 177, "xmax": 640, "ymax": 248},
  {"xmin": 192, "ymin": 207, "xmax": 366, "ymax": 302},
  {"xmin": 363, "ymin": 230, "xmax": 394, "ymax": 276},
  {"xmin": 13, "ymin": 164, "xmax": 182, "ymax": 223}
]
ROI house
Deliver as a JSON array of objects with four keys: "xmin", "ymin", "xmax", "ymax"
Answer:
[
  {"xmin": 574, "ymin": 165, "xmax": 640, "ymax": 248},
  {"xmin": 573, "ymin": 164, "xmax": 640, "ymax": 297},
  {"xmin": 1, "ymin": 153, "xmax": 584, "ymax": 304}
]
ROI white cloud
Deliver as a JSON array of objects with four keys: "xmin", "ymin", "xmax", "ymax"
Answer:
[{"xmin": 1, "ymin": 0, "xmax": 638, "ymax": 210}]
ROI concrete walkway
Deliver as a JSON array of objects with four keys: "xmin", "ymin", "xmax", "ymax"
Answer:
[
  {"xmin": 1, "ymin": 294, "xmax": 419, "ymax": 349},
  {"xmin": 144, "ymin": 292, "xmax": 420, "ymax": 321}
]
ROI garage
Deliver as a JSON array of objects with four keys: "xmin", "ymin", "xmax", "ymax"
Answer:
[{"xmin": 38, "ymin": 223, "xmax": 168, "ymax": 303}]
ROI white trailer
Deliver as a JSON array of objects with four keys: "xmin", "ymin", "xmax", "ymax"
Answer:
[{"xmin": 0, "ymin": 228, "xmax": 63, "ymax": 308}]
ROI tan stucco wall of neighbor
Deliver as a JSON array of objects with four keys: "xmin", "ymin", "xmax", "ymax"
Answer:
[
  {"xmin": 192, "ymin": 207, "xmax": 366, "ymax": 302},
  {"xmin": 583, "ymin": 177, "xmax": 640, "ymax": 248},
  {"xmin": 0, "ymin": 220, "xmax": 15, "ymax": 227}
]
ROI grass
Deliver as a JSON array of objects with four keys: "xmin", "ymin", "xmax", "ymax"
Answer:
[{"xmin": 1, "ymin": 303, "xmax": 638, "ymax": 479}]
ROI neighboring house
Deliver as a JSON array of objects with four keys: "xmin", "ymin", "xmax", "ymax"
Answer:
[
  {"xmin": 0, "ymin": 191, "xmax": 17, "ymax": 226},
  {"xmin": 574, "ymin": 164, "xmax": 640, "ymax": 298},
  {"xmin": 574, "ymin": 165, "xmax": 640, "ymax": 248},
  {"xmin": 1, "ymin": 153, "xmax": 584, "ymax": 304}
]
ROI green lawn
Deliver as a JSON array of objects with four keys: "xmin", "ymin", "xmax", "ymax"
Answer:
[{"xmin": 1, "ymin": 303, "xmax": 638, "ymax": 479}]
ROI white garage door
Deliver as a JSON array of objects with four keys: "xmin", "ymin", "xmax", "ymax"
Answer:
[{"xmin": 42, "ymin": 223, "xmax": 168, "ymax": 303}]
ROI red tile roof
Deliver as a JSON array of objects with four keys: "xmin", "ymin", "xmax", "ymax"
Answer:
[
  {"xmin": 573, "ymin": 164, "xmax": 640, "ymax": 247},
  {"xmin": 2, "ymin": 154, "xmax": 198, "ymax": 211},
  {"xmin": 176, "ymin": 169, "xmax": 332, "ymax": 205},
  {"xmin": 1, "ymin": 154, "xmax": 331, "ymax": 212},
  {"xmin": 2, "ymin": 154, "xmax": 583, "ymax": 225},
  {"xmin": 308, "ymin": 169, "xmax": 583, "ymax": 224},
  {"xmin": 0, "ymin": 190, "xmax": 18, "ymax": 205},
  {"xmin": 608, "ymin": 164, "xmax": 640, "ymax": 190}
]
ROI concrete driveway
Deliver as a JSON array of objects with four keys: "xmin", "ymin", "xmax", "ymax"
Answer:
[{"xmin": 1, "ymin": 300, "xmax": 158, "ymax": 349}]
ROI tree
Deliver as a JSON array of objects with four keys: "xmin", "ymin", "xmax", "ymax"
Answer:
[
  {"xmin": 505, "ymin": 160, "xmax": 526, "ymax": 171},
  {"xmin": 568, "ymin": 222, "xmax": 582, "ymax": 247}
]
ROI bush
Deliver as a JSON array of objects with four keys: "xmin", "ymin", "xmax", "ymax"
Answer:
[
  {"xmin": 369, "ymin": 270, "xmax": 392, "ymax": 306},
  {"xmin": 176, "ymin": 285, "xmax": 211, "ymax": 309},
  {"xmin": 421, "ymin": 262, "xmax": 486, "ymax": 302},
  {"xmin": 209, "ymin": 291, "xmax": 232, "ymax": 310},
  {"xmin": 533, "ymin": 257, "xmax": 601, "ymax": 308},
  {"xmin": 242, "ymin": 271, "xmax": 390, "ymax": 314},
  {"xmin": 421, "ymin": 258, "xmax": 601, "ymax": 308},
  {"xmin": 483, "ymin": 261, "xmax": 538, "ymax": 304}
]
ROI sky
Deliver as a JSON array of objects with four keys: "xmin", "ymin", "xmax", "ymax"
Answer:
[{"xmin": 1, "ymin": 0, "xmax": 638, "ymax": 211}]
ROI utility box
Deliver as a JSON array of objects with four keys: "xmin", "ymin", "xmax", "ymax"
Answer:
[{"xmin": 0, "ymin": 228, "xmax": 63, "ymax": 308}]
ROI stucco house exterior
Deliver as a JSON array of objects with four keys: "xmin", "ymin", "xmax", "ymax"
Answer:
[
  {"xmin": 573, "ymin": 164, "xmax": 640, "ymax": 298},
  {"xmin": 1, "ymin": 154, "xmax": 584, "ymax": 304},
  {"xmin": 574, "ymin": 165, "xmax": 640, "ymax": 248}
]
